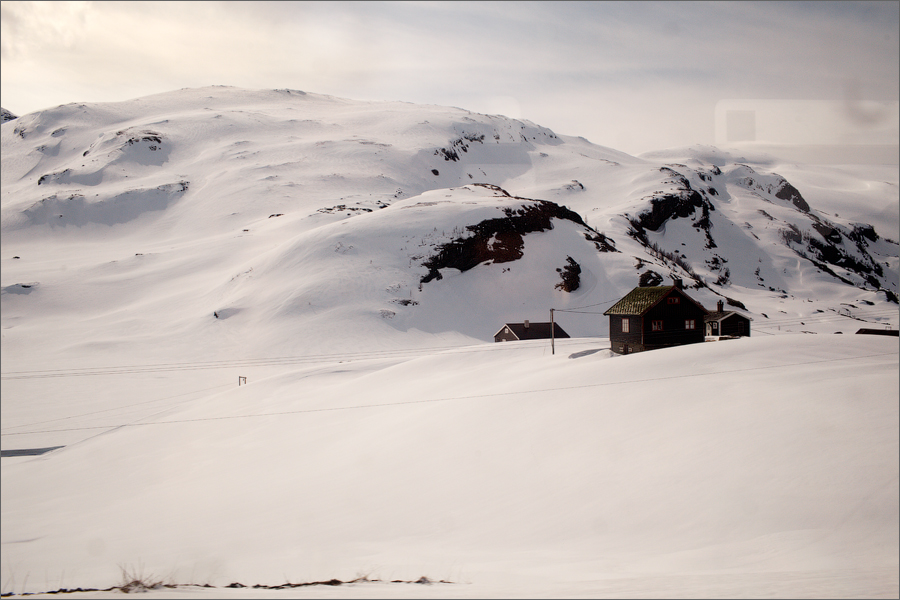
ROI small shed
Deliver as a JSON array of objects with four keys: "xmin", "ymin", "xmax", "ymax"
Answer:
[
  {"xmin": 855, "ymin": 328, "xmax": 899, "ymax": 336},
  {"xmin": 494, "ymin": 321, "xmax": 569, "ymax": 342},
  {"xmin": 604, "ymin": 284, "xmax": 708, "ymax": 354},
  {"xmin": 705, "ymin": 300, "xmax": 752, "ymax": 337}
]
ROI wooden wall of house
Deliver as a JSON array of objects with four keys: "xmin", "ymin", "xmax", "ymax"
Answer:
[
  {"xmin": 494, "ymin": 328, "xmax": 518, "ymax": 342},
  {"xmin": 720, "ymin": 315, "xmax": 750, "ymax": 337},
  {"xmin": 641, "ymin": 298, "xmax": 706, "ymax": 349},
  {"xmin": 608, "ymin": 289, "xmax": 710, "ymax": 354},
  {"xmin": 609, "ymin": 315, "xmax": 645, "ymax": 354}
]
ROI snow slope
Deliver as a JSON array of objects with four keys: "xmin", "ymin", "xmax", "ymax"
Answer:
[
  {"xmin": 1, "ymin": 87, "xmax": 898, "ymax": 597},
  {"xmin": 2, "ymin": 336, "xmax": 897, "ymax": 598},
  {"xmin": 2, "ymin": 87, "xmax": 896, "ymax": 366}
]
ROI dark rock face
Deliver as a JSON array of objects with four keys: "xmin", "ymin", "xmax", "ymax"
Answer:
[
  {"xmin": 628, "ymin": 169, "xmax": 716, "ymax": 250},
  {"xmin": 812, "ymin": 220, "xmax": 842, "ymax": 244},
  {"xmin": 433, "ymin": 133, "xmax": 486, "ymax": 162},
  {"xmin": 584, "ymin": 231, "xmax": 619, "ymax": 252},
  {"xmin": 420, "ymin": 191, "xmax": 587, "ymax": 284},
  {"xmin": 725, "ymin": 297, "xmax": 747, "ymax": 310},
  {"xmin": 778, "ymin": 213, "xmax": 893, "ymax": 298},
  {"xmin": 635, "ymin": 189, "xmax": 706, "ymax": 232},
  {"xmin": 849, "ymin": 223, "xmax": 879, "ymax": 244},
  {"xmin": 1, "ymin": 107, "xmax": 17, "ymax": 123},
  {"xmin": 639, "ymin": 270, "xmax": 664, "ymax": 287},
  {"xmin": 774, "ymin": 180, "xmax": 810, "ymax": 212},
  {"xmin": 780, "ymin": 223, "xmax": 803, "ymax": 245},
  {"xmin": 555, "ymin": 256, "xmax": 582, "ymax": 292},
  {"xmin": 621, "ymin": 160, "xmax": 897, "ymax": 306},
  {"xmin": 804, "ymin": 236, "xmax": 885, "ymax": 289}
]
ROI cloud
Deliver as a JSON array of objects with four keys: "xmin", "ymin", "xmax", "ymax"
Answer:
[
  {"xmin": 1, "ymin": 1, "xmax": 896, "ymax": 154},
  {"xmin": 1, "ymin": 1, "xmax": 92, "ymax": 60}
]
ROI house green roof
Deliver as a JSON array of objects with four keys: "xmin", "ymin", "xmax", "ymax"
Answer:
[
  {"xmin": 604, "ymin": 285, "xmax": 711, "ymax": 316},
  {"xmin": 604, "ymin": 286, "xmax": 674, "ymax": 315}
]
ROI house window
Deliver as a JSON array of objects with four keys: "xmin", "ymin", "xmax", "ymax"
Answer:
[
  {"xmin": 667, "ymin": 297, "xmax": 680, "ymax": 304},
  {"xmin": 685, "ymin": 319, "xmax": 696, "ymax": 330},
  {"xmin": 621, "ymin": 318, "xmax": 629, "ymax": 333},
  {"xmin": 651, "ymin": 320, "xmax": 663, "ymax": 331}
]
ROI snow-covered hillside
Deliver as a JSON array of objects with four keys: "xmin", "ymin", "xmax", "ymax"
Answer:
[
  {"xmin": 2, "ymin": 87, "xmax": 896, "ymax": 366},
  {"xmin": 1, "ymin": 87, "xmax": 897, "ymax": 598}
]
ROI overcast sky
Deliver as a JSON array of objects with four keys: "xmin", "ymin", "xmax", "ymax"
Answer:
[{"xmin": 1, "ymin": 1, "xmax": 898, "ymax": 155}]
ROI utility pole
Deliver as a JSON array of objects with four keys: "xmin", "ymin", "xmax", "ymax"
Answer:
[{"xmin": 550, "ymin": 308, "xmax": 555, "ymax": 355}]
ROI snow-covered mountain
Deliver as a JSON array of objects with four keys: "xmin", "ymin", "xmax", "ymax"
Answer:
[
  {"xmin": 1, "ymin": 87, "xmax": 897, "ymax": 597},
  {"xmin": 2, "ymin": 86, "xmax": 896, "ymax": 367}
]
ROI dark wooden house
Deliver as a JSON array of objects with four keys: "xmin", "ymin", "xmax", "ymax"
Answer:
[
  {"xmin": 704, "ymin": 300, "xmax": 752, "ymax": 337},
  {"xmin": 604, "ymin": 285, "xmax": 708, "ymax": 354},
  {"xmin": 494, "ymin": 321, "xmax": 570, "ymax": 342}
]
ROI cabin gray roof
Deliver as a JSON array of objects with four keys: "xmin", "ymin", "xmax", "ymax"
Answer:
[
  {"xmin": 603, "ymin": 286, "xmax": 708, "ymax": 316},
  {"xmin": 495, "ymin": 322, "xmax": 570, "ymax": 340},
  {"xmin": 856, "ymin": 328, "xmax": 898, "ymax": 336},
  {"xmin": 704, "ymin": 310, "xmax": 753, "ymax": 323}
]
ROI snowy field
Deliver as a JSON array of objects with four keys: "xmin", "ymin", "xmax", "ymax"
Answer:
[
  {"xmin": 2, "ymin": 88, "xmax": 898, "ymax": 598},
  {"xmin": 2, "ymin": 335, "xmax": 900, "ymax": 597},
  {"xmin": 3, "ymin": 336, "xmax": 898, "ymax": 598}
]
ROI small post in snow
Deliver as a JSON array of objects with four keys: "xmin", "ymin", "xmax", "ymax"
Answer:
[
  {"xmin": 550, "ymin": 308, "xmax": 556, "ymax": 355},
  {"xmin": 238, "ymin": 376, "xmax": 247, "ymax": 386}
]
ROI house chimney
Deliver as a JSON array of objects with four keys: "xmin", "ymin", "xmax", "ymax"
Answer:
[
  {"xmin": 524, "ymin": 320, "xmax": 530, "ymax": 329},
  {"xmin": 717, "ymin": 300, "xmax": 724, "ymax": 312},
  {"xmin": 672, "ymin": 277, "xmax": 683, "ymax": 289}
]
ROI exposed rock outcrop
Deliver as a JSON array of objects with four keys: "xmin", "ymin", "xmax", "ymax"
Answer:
[
  {"xmin": 627, "ymin": 168, "xmax": 717, "ymax": 250},
  {"xmin": 420, "ymin": 187, "xmax": 587, "ymax": 284},
  {"xmin": 555, "ymin": 256, "xmax": 582, "ymax": 292}
]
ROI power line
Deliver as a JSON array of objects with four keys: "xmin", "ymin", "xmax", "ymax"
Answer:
[
  {"xmin": 0, "ymin": 348, "xmax": 435, "ymax": 379},
  {"xmin": 754, "ymin": 308, "xmax": 898, "ymax": 328},
  {"xmin": 0, "ymin": 345, "xmax": 473, "ymax": 380},
  {"xmin": 553, "ymin": 297, "xmax": 621, "ymax": 312},
  {"xmin": 0, "ymin": 382, "xmax": 233, "ymax": 432},
  {"xmin": 1, "ymin": 305, "xmax": 894, "ymax": 381},
  {"xmin": 3, "ymin": 350, "xmax": 894, "ymax": 437},
  {"xmin": 0, "ymin": 339, "xmax": 590, "ymax": 381}
]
